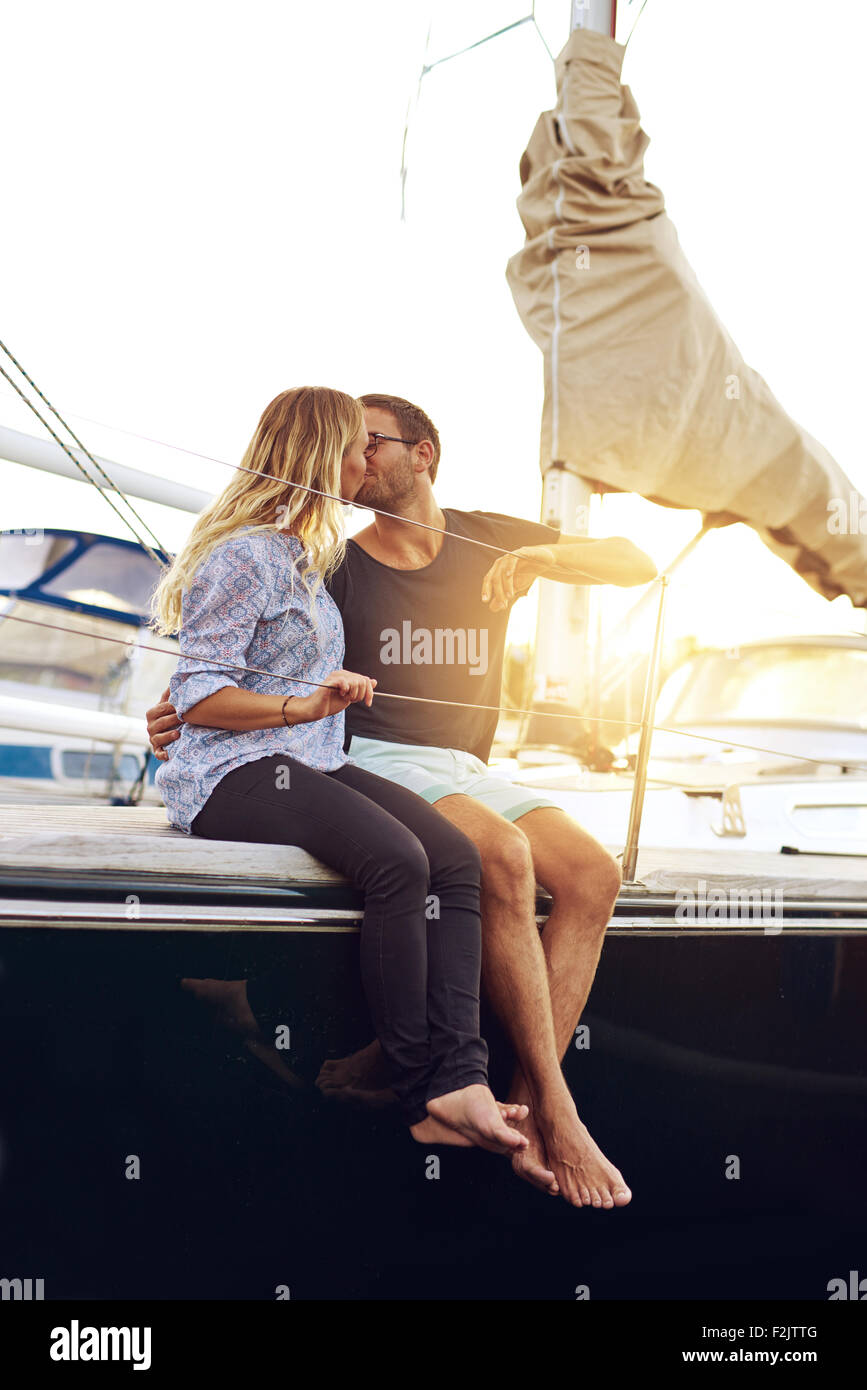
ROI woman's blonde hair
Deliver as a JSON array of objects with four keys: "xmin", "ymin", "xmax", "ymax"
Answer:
[{"xmin": 149, "ymin": 386, "xmax": 363, "ymax": 636}]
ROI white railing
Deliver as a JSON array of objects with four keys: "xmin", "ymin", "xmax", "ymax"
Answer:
[{"xmin": 0, "ymin": 693, "xmax": 147, "ymax": 745}]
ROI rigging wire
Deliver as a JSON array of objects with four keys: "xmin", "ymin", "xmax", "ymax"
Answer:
[
  {"xmin": 400, "ymin": 4, "xmax": 554, "ymax": 219},
  {"xmin": 0, "ymin": 343, "xmax": 169, "ymax": 573},
  {"xmin": 2, "ymin": 609, "xmax": 865, "ymax": 774},
  {"xmin": 621, "ymin": 0, "xmax": 650, "ymax": 50},
  {"xmin": 420, "ymin": 13, "xmax": 536, "ymax": 74}
]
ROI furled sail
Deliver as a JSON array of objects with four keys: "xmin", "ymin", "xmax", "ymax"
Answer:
[{"xmin": 506, "ymin": 28, "xmax": 867, "ymax": 608}]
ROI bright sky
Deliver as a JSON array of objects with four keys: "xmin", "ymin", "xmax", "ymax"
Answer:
[{"xmin": 2, "ymin": 0, "xmax": 865, "ymax": 659}]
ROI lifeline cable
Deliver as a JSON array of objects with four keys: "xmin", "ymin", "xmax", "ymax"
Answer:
[
  {"xmin": 0, "ymin": 370, "xmax": 619, "ymax": 587},
  {"xmin": 2, "ymin": 609, "xmax": 865, "ymax": 774},
  {"xmin": 3, "ymin": 380, "xmax": 861, "ymax": 639}
]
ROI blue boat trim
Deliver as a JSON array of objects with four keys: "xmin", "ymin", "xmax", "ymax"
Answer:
[
  {"xmin": 0, "ymin": 744, "xmax": 55, "ymax": 778},
  {"xmin": 0, "ymin": 527, "xmax": 173, "ymax": 628}
]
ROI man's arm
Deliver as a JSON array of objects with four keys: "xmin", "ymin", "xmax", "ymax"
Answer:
[
  {"xmin": 481, "ymin": 533, "xmax": 657, "ymax": 611},
  {"xmin": 550, "ymin": 532, "xmax": 658, "ymax": 586}
]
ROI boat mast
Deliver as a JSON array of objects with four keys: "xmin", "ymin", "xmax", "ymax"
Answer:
[
  {"xmin": 528, "ymin": 0, "xmax": 616, "ymax": 736},
  {"xmin": 570, "ymin": 0, "xmax": 617, "ymax": 37}
]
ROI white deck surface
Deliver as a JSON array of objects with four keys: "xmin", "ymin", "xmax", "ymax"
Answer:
[{"xmin": 0, "ymin": 805, "xmax": 865, "ymax": 901}]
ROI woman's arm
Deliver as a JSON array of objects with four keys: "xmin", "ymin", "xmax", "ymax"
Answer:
[
  {"xmin": 182, "ymin": 686, "xmax": 310, "ymax": 731},
  {"xmin": 171, "ymin": 535, "xmax": 277, "ymax": 724},
  {"xmin": 171, "ymin": 538, "xmax": 375, "ymax": 735},
  {"xmin": 183, "ymin": 670, "xmax": 375, "ymax": 730}
]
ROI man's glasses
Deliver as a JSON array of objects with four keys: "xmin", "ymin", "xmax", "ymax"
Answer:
[{"xmin": 364, "ymin": 432, "xmax": 418, "ymax": 457}]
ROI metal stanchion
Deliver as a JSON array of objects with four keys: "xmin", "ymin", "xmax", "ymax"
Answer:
[{"xmin": 621, "ymin": 574, "xmax": 668, "ymax": 884}]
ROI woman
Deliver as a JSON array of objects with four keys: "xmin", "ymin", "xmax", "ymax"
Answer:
[{"xmin": 149, "ymin": 385, "xmax": 527, "ymax": 1156}]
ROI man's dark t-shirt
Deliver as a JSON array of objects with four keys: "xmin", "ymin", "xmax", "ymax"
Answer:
[{"xmin": 325, "ymin": 509, "xmax": 560, "ymax": 764}]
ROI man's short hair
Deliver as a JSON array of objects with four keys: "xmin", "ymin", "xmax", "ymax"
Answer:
[{"xmin": 360, "ymin": 394, "xmax": 441, "ymax": 483}]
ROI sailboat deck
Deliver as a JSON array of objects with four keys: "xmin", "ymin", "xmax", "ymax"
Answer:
[{"xmin": 0, "ymin": 804, "xmax": 864, "ymax": 933}]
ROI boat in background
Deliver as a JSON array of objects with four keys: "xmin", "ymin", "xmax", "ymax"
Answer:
[
  {"xmin": 491, "ymin": 634, "xmax": 867, "ymax": 856},
  {"xmin": 0, "ymin": 527, "xmax": 173, "ymax": 805}
]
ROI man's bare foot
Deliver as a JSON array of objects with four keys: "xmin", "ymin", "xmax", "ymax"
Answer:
[
  {"xmin": 316, "ymin": 1039, "xmax": 397, "ymax": 1108},
  {"xmin": 181, "ymin": 978, "xmax": 261, "ymax": 1038},
  {"xmin": 317, "ymin": 1083, "xmax": 398, "ymax": 1111},
  {"xmin": 539, "ymin": 1094, "xmax": 632, "ymax": 1209},
  {"xmin": 411, "ymin": 1102, "xmax": 529, "ymax": 1149},
  {"xmin": 507, "ymin": 1109, "xmax": 559, "ymax": 1196},
  {"xmin": 425, "ymin": 1086, "xmax": 529, "ymax": 1156}
]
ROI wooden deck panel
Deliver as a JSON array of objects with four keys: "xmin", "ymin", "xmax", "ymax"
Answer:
[{"xmin": 0, "ymin": 805, "xmax": 865, "ymax": 901}]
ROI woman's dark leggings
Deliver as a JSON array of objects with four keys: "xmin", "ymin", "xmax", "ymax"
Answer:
[{"xmin": 190, "ymin": 753, "xmax": 488, "ymax": 1125}]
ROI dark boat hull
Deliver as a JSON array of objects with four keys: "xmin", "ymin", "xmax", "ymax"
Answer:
[{"xmin": 1, "ymin": 922, "xmax": 864, "ymax": 1300}]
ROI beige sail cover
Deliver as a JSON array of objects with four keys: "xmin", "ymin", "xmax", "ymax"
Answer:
[{"xmin": 506, "ymin": 28, "xmax": 867, "ymax": 608}]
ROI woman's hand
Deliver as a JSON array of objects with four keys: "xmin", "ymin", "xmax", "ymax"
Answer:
[{"xmin": 296, "ymin": 669, "xmax": 377, "ymax": 723}]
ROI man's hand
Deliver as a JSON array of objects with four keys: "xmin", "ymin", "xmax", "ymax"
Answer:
[
  {"xmin": 147, "ymin": 687, "xmax": 182, "ymax": 761},
  {"xmin": 482, "ymin": 536, "xmax": 658, "ymax": 603},
  {"xmin": 481, "ymin": 545, "xmax": 557, "ymax": 613}
]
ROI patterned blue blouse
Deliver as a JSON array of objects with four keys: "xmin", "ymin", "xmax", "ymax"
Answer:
[{"xmin": 155, "ymin": 526, "xmax": 351, "ymax": 833}]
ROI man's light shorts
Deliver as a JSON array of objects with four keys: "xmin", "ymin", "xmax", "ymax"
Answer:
[{"xmin": 347, "ymin": 735, "xmax": 560, "ymax": 824}]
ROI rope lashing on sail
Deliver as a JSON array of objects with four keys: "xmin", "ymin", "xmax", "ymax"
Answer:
[{"xmin": 2, "ymin": 610, "xmax": 865, "ymax": 775}]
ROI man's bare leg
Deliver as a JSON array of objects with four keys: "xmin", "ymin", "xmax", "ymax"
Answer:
[
  {"xmin": 504, "ymin": 806, "xmax": 629, "ymax": 1207},
  {"xmin": 432, "ymin": 795, "xmax": 630, "ymax": 1209},
  {"xmin": 517, "ymin": 807, "xmax": 620, "ymax": 1064}
]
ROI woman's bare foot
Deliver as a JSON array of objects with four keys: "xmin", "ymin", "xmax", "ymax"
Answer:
[
  {"xmin": 411, "ymin": 1115, "xmax": 475, "ymax": 1146},
  {"xmin": 538, "ymin": 1093, "xmax": 631, "ymax": 1209},
  {"xmin": 411, "ymin": 1102, "xmax": 529, "ymax": 1148},
  {"xmin": 424, "ymin": 1085, "xmax": 529, "ymax": 1155}
]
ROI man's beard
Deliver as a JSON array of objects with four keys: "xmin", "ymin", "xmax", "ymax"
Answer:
[{"xmin": 355, "ymin": 454, "xmax": 416, "ymax": 512}]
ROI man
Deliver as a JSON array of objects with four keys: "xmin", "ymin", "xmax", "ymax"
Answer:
[{"xmin": 147, "ymin": 394, "xmax": 657, "ymax": 1209}]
